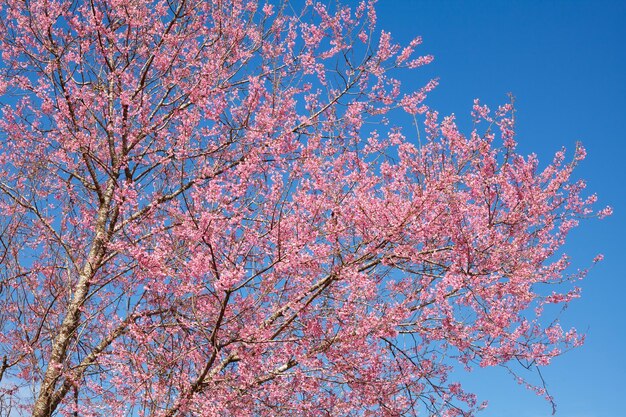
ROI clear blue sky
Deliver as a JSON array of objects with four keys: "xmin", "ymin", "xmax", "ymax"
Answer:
[{"xmin": 374, "ymin": 1, "xmax": 626, "ymax": 416}]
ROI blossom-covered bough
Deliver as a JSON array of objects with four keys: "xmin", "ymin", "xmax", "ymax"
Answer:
[{"xmin": 0, "ymin": 1, "xmax": 609, "ymax": 416}]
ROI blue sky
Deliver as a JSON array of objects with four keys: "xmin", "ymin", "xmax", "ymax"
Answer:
[{"xmin": 375, "ymin": 1, "xmax": 626, "ymax": 416}]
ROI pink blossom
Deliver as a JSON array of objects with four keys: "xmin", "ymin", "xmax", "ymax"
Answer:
[{"xmin": 0, "ymin": 1, "xmax": 607, "ymax": 416}]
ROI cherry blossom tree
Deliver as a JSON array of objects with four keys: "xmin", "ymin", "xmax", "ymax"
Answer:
[{"xmin": 0, "ymin": 0, "xmax": 609, "ymax": 416}]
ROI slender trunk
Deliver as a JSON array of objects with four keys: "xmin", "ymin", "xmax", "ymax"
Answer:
[{"xmin": 32, "ymin": 181, "xmax": 115, "ymax": 417}]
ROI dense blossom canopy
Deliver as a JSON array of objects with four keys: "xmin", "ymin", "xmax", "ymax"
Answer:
[{"xmin": 0, "ymin": 0, "xmax": 608, "ymax": 416}]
